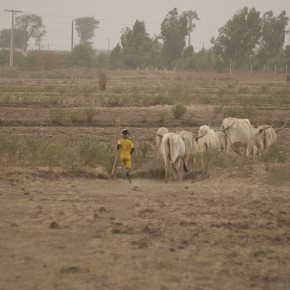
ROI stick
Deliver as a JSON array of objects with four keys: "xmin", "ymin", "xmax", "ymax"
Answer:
[{"xmin": 111, "ymin": 151, "xmax": 119, "ymax": 176}]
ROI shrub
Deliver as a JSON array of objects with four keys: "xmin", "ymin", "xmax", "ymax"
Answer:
[
  {"xmin": 50, "ymin": 108, "xmax": 65, "ymax": 124},
  {"xmin": 171, "ymin": 103, "xmax": 187, "ymax": 119},
  {"xmin": 85, "ymin": 108, "xmax": 97, "ymax": 122}
]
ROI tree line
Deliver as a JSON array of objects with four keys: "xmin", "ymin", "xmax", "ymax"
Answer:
[{"xmin": 0, "ymin": 7, "xmax": 289, "ymax": 72}]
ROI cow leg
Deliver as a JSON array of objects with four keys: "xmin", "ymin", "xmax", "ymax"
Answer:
[
  {"xmin": 199, "ymin": 152, "xmax": 205, "ymax": 172},
  {"xmin": 164, "ymin": 158, "xmax": 171, "ymax": 183},
  {"xmin": 174, "ymin": 159, "xmax": 184, "ymax": 182}
]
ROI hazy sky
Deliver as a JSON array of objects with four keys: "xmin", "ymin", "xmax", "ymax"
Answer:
[{"xmin": 1, "ymin": 0, "xmax": 290, "ymax": 52}]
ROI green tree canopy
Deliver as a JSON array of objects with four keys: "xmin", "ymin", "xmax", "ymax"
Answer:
[
  {"xmin": 0, "ymin": 29, "xmax": 27, "ymax": 50},
  {"xmin": 120, "ymin": 20, "xmax": 156, "ymax": 68},
  {"xmin": 110, "ymin": 43, "xmax": 123, "ymax": 68},
  {"xmin": 74, "ymin": 17, "xmax": 99, "ymax": 45},
  {"xmin": 258, "ymin": 11, "xmax": 289, "ymax": 58},
  {"xmin": 182, "ymin": 10, "xmax": 200, "ymax": 47},
  {"xmin": 211, "ymin": 7, "xmax": 261, "ymax": 70},
  {"xmin": 70, "ymin": 43, "xmax": 95, "ymax": 66},
  {"xmin": 111, "ymin": 20, "xmax": 159, "ymax": 69},
  {"xmin": 15, "ymin": 14, "xmax": 46, "ymax": 51},
  {"xmin": 160, "ymin": 8, "xmax": 188, "ymax": 68}
]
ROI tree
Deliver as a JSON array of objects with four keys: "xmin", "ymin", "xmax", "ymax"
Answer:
[
  {"xmin": 74, "ymin": 17, "xmax": 99, "ymax": 45},
  {"xmin": 111, "ymin": 20, "xmax": 159, "ymax": 69},
  {"xmin": 70, "ymin": 43, "xmax": 95, "ymax": 66},
  {"xmin": 211, "ymin": 7, "xmax": 261, "ymax": 70},
  {"xmin": 0, "ymin": 29, "xmax": 27, "ymax": 50},
  {"xmin": 257, "ymin": 11, "xmax": 289, "ymax": 60},
  {"xmin": 15, "ymin": 14, "xmax": 46, "ymax": 51},
  {"xmin": 160, "ymin": 8, "xmax": 188, "ymax": 68},
  {"xmin": 182, "ymin": 10, "xmax": 199, "ymax": 47},
  {"xmin": 120, "ymin": 20, "xmax": 155, "ymax": 68},
  {"xmin": 110, "ymin": 43, "xmax": 123, "ymax": 68},
  {"xmin": 0, "ymin": 49, "xmax": 25, "ymax": 67}
]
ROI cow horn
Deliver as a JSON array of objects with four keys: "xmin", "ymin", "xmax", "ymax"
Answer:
[
  {"xmin": 259, "ymin": 125, "xmax": 272, "ymax": 133},
  {"xmin": 275, "ymin": 122, "xmax": 287, "ymax": 133},
  {"xmin": 220, "ymin": 122, "xmax": 234, "ymax": 132},
  {"xmin": 195, "ymin": 134, "xmax": 205, "ymax": 141},
  {"xmin": 151, "ymin": 130, "xmax": 163, "ymax": 138}
]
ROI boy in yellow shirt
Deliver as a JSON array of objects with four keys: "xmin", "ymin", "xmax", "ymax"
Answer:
[{"xmin": 117, "ymin": 129, "xmax": 134, "ymax": 182}]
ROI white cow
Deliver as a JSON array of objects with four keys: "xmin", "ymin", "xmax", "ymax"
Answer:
[
  {"xmin": 198, "ymin": 124, "xmax": 225, "ymax": 150},
  {"xmin": 220, "ymin": 117, "xmax": 270, "ymax": 158},
  {"xmin": 215, "ymin": 131, "xmax": 226, "ymax": 150},
  {"xmin": 178, "ymin": 130, "xmax": 199, "ymax": 172},
  {"xmin": 198, "ymin": 124, "xmax": 211, "ymax": 136},
  {"xmin": 256, "ymin": 122, "xmax": 286, "ymax": 153},
  {"xmin": 197, "ymin": 126, "xmax": 220, "ymax": 153},
  {"xmin": 196, "ymin": 126, "xmax": 221, "ymax": 171},
  {"xmin": 160, "ymin": 132, "xmax": 186, "ymax": 183},
  {"xmin": 155, "ymin": 127, "xmax": 169, "ymax": 154}
]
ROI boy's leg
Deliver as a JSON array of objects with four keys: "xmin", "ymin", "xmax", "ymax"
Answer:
[
  {"xmin": 120, "ymin": 156, "xmax": 132, "ymax": 183},
  {"xmin": 125, "ymin": 169, "xmax": 132, "ymax": 183},
  {"xmin": 124, "ymin": 157, "xmax": 132, "ymax": 183}
]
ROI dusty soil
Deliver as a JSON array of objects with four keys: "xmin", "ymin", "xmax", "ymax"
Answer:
[
  {"xmin": 0, "ymin": 165, "xmax": 290, "ymax": 290},
  {"xmin": 0, "ymin": 69, "xmax": 290, "ymax": 290}
]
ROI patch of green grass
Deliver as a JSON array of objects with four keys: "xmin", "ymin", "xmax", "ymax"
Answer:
[
  {"xmin": 0, "ymin": 137, "xmax": 75, "ymax": 168},
  {"xmin": 260, "ymin": 144, "xmax": 287, "ymax": 164},
  {"xmin": 79, "ymin": 138, "xmax": 115, "ymax": 172},
  {"xmin": 222, "ymin": 105, "xmax": 256, "ymax": 119},
  {"xmin": 137, "ymin": 142, "xmax": 151, "ymax": 159},
  {"xmin": 0, "ymin": 136, "xmax": 119, "ymax": 174}
]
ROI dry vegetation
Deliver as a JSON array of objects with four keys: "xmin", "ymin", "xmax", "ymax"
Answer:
[{"xmin": 0, "ymin": 68, "xmax": 290, "ymax": 290}]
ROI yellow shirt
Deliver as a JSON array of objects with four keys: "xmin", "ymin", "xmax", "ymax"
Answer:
[{"xmin": 117, "ymin": 138, "xmax": 134, "ymax": 156}]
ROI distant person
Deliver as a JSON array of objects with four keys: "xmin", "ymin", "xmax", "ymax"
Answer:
[
  {"xmin": 287, "ymin": 74, "xmax": 290, "ymax": 87},
  {"xmin": 117, "ymin": 129, "xmax": 134, "ymax": 182}
]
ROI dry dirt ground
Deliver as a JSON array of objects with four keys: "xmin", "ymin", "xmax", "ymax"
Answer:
[
  {"xmin": 0, "ymin": 162, "xmax": 290, "ymax": 290},
  {"xmin": 0, "ymin": 70, "xmax": 290, "ymax": 290}
]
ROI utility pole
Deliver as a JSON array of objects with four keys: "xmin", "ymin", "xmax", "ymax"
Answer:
[
  {"xmin": 108, "ymin": 37, "xmax": 110, "ymax": 54},
  {"xmin": 71, "ymin": 19, "xmax": 74, "ymax": 51},
  {"xmin": 5, "ymin": 9, "xmax": 22, "ymax": 67}
]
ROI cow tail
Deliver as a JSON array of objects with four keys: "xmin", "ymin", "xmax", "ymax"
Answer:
[{"xmin": 170, "ymin": 137, "xmax": 179, "ymax": 163}]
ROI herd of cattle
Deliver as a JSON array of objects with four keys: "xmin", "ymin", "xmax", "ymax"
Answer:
[{"xmin": 154, "ymin": 117, "xmax": 286, "ymax": 182}]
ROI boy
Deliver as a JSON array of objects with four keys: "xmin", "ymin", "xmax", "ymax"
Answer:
[{"xmin": 117, "ymin": 129, "xmax": 134, "ymax": 182}]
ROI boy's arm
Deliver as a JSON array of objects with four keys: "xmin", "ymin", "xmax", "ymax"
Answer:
[
  {"xmin": 117, "ymin": 139, "xmax": 121, "ymax": 150},
  {"xmin": 130, "ymin": 140, "xmax": 134, "ymax": 154}
]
